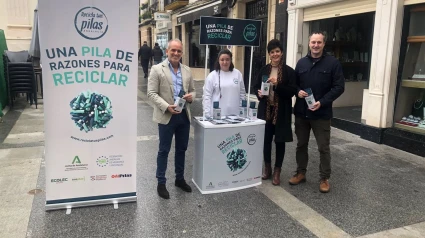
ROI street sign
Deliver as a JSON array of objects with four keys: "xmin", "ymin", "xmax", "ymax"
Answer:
[{"xmin": 154, "ymin": 12, "xmax": 170, "ymax": 21}]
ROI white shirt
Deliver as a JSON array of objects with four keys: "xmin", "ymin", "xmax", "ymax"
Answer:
[{"xmin": 203, "ymin": 69, "xmax": 246, "ymax": 118}]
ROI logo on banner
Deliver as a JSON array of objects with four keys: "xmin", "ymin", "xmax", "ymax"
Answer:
[
  {"xmin": 243, "ymin": 24, "xmax": 257, "ymax": 42},
  {"xmin": 51, "ymin": 178, "xmax": 68, "ymax": 183},
  {"xmin": 218, "ymin": 181, "xmax": 229, "ymax": 187},
  {"xmin": 111, "ymin": 174, "xmax": 132, "ymax": 178},
  {"xmin": 206, "ymin": 182, "xmax": 215, "ymax": 189},
  {"xmin": 96, "ymin": 155, "xmax": 124, "ymax": 167},
  {"xmin": 96, "ymin": 156, "xmax": 109, "ymax": 167},
  {"xmin": 75, "ymin": 7, "xmax": 109, "ymax": 40},
  {"xmin": 65, "ymin": 156, "xmax": 88, "ymax": 171},
  {"xmin": 72, "ymin": 177, "xmax": 85, "ymax": 182},
  {"xmin": 247, "ymin": 134, "xmax": 257, "ymax": 145},
  {"xmin": 73, "ymin": 156, "xmax": 81, "ymax": 164},
  {"xmin": 90, "ymin": 175, "xmax": 107, "ymax": 181}
]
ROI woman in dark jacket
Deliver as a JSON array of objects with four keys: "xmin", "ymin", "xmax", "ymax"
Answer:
[{"xmin": 254, "ymin": 39, "xmax": 297, "ymax": 185}]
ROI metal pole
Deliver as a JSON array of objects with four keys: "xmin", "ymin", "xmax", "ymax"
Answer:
[
  {"xmin": 247, "ymin": 46, "xmax": 254, "ymax": 111},
  {"xmin": 205, "ymin": 44, "xmax": 209, "ymax": 80},
  {"xmin": 203, "ymin": 45, "xmax": 209, "ymax": 120}
]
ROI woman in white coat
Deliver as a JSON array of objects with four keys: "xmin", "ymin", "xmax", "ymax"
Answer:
[{"xmin": 203, "ymin": 49, "xmax": 246, "ymax": 118}]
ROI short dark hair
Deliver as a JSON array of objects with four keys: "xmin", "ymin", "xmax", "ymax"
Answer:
[
  {"xmin": 309, "ymin": 31, "xmax": 327, "ymax": 42},
  {"xmin": 214, "ymin": 49, "xmax": 235, "ymax": 71},
  {"xmin": 267, "ymin": 39, "xmax": 283, "ymax": 53},
  {"xmin": 155, "ymin": 43, "xmax": 159, "ymax": 46}
]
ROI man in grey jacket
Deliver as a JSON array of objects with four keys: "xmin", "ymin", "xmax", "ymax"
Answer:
[{"xmin": 147, "ymin": 39, "xmax": 196, "ymax": 199}]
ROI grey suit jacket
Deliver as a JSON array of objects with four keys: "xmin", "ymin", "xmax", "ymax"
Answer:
[{"xmin": 147, "ymin": 59, "xmax": 196, "ymax": 124}]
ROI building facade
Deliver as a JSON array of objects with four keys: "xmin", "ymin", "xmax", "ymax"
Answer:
[
  {"xmin": 286, "ymin": 0, "xmax": 425, "ymax": 156},
  {"xmin": 0, "ymin": 0, "xmax": 37, "ymax": 51},
  {"xmin": 166, "ymin": 0, "xmax": 282, "ymax": 88}
]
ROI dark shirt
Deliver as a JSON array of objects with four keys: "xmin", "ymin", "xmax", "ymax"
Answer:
[
  {"xmin": 152, "ymin": 46, "xmax": 163, "ymax": 61},
  {"xmin": 294, "ymin": 53, "xmax": 345, "ymax": 120},
  {"xmin": 138, "ymin": 44, "xmax": 152, "ymax": 61}
]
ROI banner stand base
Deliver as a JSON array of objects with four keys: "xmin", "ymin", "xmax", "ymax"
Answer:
[
  {"xmin": 46, "ymin": 195, "xmax": 137, "ymax": 211},
  {"xmin": 192, "ymin": 178, "xmax": 261, "ymax": 195}
]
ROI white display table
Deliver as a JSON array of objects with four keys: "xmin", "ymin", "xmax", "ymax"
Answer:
[{"xmin": 192, "ymin": 117, "xmax": 266, "ymax": 194}]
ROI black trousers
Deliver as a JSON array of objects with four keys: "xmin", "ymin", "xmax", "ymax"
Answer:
[
  {"xmin": 263, "ymin": 121, "xmax": 286, "ymax": 168},
  {"xmin": 141, "ymin": 59, "xmax": 150, "ymax": 76},
  {"xmin": 295, "ymin": 116, "xmax": 331, "ymax": 179}
]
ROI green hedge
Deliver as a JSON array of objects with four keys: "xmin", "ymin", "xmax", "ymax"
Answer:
[{"xmin": 0, "ymin": 30, "xmax": 8, "ymax": 110}]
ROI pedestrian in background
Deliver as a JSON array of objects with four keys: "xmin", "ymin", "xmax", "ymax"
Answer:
[
  {"xmin": 152, "ymin": 42, "xmax": 163, "ymax": 65},
  {"xmin": 147, "ymin": 39, "xmax": 196, "ymax": 199},
  {"xmin": 290, "ymin": 31, "xmax": 345, "ymax": 193},
  {"xmin": 138, "ymin": 41, "xmax": 152, "ymax": 78},
  {"xmin": 254, "ymin": 39, "xmax": 297, "ymax": 186}
]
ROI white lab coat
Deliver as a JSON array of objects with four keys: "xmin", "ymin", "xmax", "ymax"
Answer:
[{"xmin": 202, "ymin": 69, "xmax": 246, "ymax": 118}]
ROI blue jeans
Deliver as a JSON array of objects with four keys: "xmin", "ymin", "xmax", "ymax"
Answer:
[{"xmin": 156, "ymin": 111, "xmax": 190, "ymax": 184}]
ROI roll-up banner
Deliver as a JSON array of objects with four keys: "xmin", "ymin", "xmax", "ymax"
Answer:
[{"xmin": 38, "ymin": 0, "xmax": 138, "ymax": 210}]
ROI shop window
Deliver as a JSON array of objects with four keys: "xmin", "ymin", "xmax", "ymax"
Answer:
[
  {"xmin": 188, "ymin": 20, "xmax": 206, "ymax": 68},
  {"xmin": 310, "ymin": 12, "xmax": 374, "ymax": 123},
  {"xmin": 394, "ymin": 6, "xmax": 425, "ymax": 135},
  {"xmin": 156, "ymin": 32, "xmax": 168, "ymax": 61},
  {"xmin": 310, "ymin": 13, "xmax": 374, "ymax": 83}
]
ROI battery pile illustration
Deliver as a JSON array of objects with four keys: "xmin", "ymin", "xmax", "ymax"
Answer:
[
  {"xmin": 226, "ymin": 148, "xmax": 247, "ymax": 172},
  {"xmin": 69, "ymin": 91, "xmax": 113, "ymax": 132}
]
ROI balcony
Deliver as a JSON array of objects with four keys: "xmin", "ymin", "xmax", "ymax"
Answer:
[{"xmin": 164, "ymin": 0, "xmax": 188, "ymax": 11}]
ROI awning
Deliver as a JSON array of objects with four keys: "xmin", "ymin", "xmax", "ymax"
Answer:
[{"xmin": 176, "ymin": 0, "xmax": 223, "ymax": 25}]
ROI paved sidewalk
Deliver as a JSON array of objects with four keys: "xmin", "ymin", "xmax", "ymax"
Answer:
[
  {"xmin": 0, "ymin": 98, "xmax": 44, "ymax": 238},
  {"xmin": 0, "ymin": 70, "xmax": 424, "ymax": 238}
]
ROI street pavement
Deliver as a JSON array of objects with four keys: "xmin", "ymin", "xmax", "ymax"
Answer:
[{"xmin": 0, "ymin": 67, "xmax": 425, "ymax": 238}]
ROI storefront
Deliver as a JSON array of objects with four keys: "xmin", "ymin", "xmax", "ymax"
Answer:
[
  {"xmin": 387, "ymin": 1, "xmax": 425, "ymax": 156},
  {"xmin": 154, "ymin": 12, "xmax": 172, "ymax": 62},
  {"xmin": 172, "ymin": 0, "xmax": 227, "ymax": 79},
  {"xmin": 309, "ymin": 12, "xmax": 375, "ymax": 124},
  {"xmin": 286, "ymin": 0, "xmax": 425, "ymax": 156}
]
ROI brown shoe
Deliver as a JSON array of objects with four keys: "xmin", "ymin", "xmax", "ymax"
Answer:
[
  {"xmin": 288, "ymin": 173, "xmax": 306, "ymax": 185},
  {"xmin": 262, "ymin": 163, "xmax": 272, "ymax": 180},
  {"xmin": 272, "ymin": 167, "xmax": 281, "ymax": 185},
  {"xmin": 319, "ymin": 179, "xmax": 330, "ymax": 193}
]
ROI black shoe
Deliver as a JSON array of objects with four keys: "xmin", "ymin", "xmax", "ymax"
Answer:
[
  {"xmin": 175, "ymin": 179, "xmax": 192, "ymax": 192},
  {"xmin": 157, "ymin": 184, "xmax": 170, "ymax": 199},
  {"xmin": 144, "ymin": 75, "xmax": 147, "ymax": 78}
]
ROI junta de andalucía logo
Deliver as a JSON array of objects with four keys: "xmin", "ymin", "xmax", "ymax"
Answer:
[{"xmin": 74, "ymin": 7, "xmax": 109, "ymax": 40}]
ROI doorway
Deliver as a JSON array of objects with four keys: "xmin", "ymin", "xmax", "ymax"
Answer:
[{"xmin": 244, "ymin": 0, "xmax": 268, "ymax": 94}]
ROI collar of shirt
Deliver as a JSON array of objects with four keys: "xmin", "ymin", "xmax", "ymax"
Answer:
[{"xmin": 167, "ymin": 60, "xmax": 183, "ymax": 101}]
